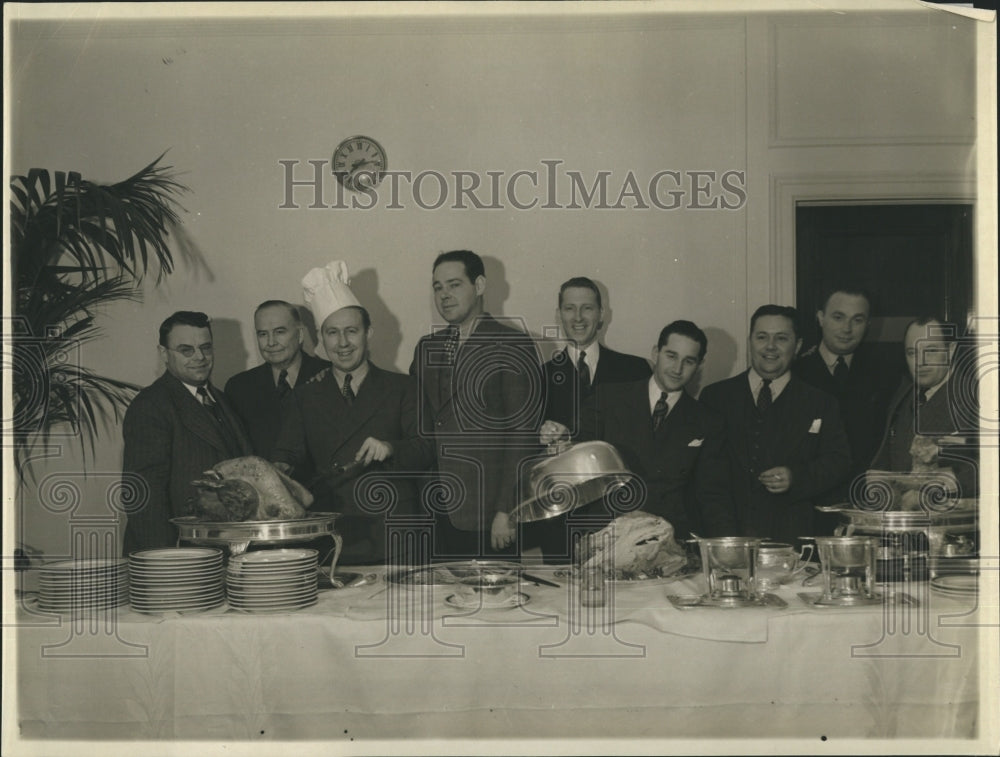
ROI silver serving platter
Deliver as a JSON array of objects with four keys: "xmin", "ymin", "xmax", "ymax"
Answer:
[
  {"xmin": 170, "ymin": 512, "xmax": 342, "ymax": 560},
  {"xmin": 817, "ymin": 500, "xmax": 978, "ymax": 529},
  {"xmin": 387, "ymin": 560, "xmax": 523, "ymax": 586}
]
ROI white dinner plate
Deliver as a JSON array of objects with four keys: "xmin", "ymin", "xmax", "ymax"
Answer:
[
  {"xmin": 131, "ymin": 597, "xmax": 225, "ymax": 614},
  {"xmin": 131, "ymin": 591, "xmax": 225, "ymax": 606},
  {"xmin": 39, "ymin": 570, "xmax": 127, "ymax": 582},
  {"xmin": 930, "ymin": 577, "xmax": 977, "ymax": 598},
  {"xmin": 226, "ymin": 585, "xmax": 317, "ymax": 600},
  {"xmin": 40, "ymin": 588, "xmax": 129, "ymax": 602},
  {"xmin": 230, "ymin": 549, "xmax": 317, "ymax": 565},
  {"xmin": 40, "ymin": 581, "xmax": 128, "ymax": 592},
  {"xmin": 228, "ymin": 597, "xmax": 317, "ymax": 612},
  {"xmin": 930, "ymin": 575, "xmax": 977, "ymax": 594},
  {"xmin": 227, "ymin": 572, "xmax": 316, "ymax": 585},
  {"xmin": 229, "ymin": 599, "xmax": 317, "ymax": 614},
  {"xmin": 40, "ymin": 558, "xmax": 128, "ymax": 573},
  {"xmin": 130, "ymin": 586, "xmax": 224, "ymax": 601},
  {"xmin": 129, "ymin": 568, "xmax": 222, "ymax": 581},
  {"xmin": 228, "ymin": 563, "xmax": 317, "ymax": 576},
  {"xmin": 38, "ymin": 583, "xmax": 129, "ymax": 598},
  {"xmin": 129, "ymin": 548, "xmax": 223, "ymax": 562},
  {"xmin": 38, "ymin": 599, "xmax": 129, "ymax": 613},
  {"xmin": 227, "ymin": 589, "xmax": 318, "ymax": 604},
  {"xmin": 444, "ymin": 592, "xmax": 529, "ymax": 610},
  {"xmin": 228, "ymin": 579, "xmax": 317, "ymax": 593}
]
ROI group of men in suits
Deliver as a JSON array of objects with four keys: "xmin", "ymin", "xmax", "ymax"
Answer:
[{"xmin": 121, "ymin": 259, "xmax": 976, "ymax": 562}]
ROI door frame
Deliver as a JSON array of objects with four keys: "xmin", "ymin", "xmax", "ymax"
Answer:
[{"xmin": 770, "ymin": 172, "xmax": 975, "ymax": 312}]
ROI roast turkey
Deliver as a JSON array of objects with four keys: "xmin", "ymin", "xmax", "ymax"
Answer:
[
  {"xmin": 190, "ymin": 456, "xmax": 314, "ymax": 521},
  {"xmin": 576, "ymin": 511, "xmax": 689, "ymax": 580}
]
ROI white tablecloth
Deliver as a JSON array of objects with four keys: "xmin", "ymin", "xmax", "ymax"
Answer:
[{"xmin": 7, "ymin": 567, "xmax": 994, "ymax": 751}]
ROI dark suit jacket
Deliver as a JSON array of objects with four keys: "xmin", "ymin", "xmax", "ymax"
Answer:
[
  {"xmin": 272, "ymin": 363, "xmax": 433, "ymax": 517},
  {"xmin": 699, "ymin": 371, "xmax": 851, "ymax": 544},
  {"xmin": 592, "ymin": 380, "xmax": 735, "ymax": 539},
  {"xmin": 122, "ymin": 372, "xmax": 252, "ymax": 554},
  {"xmin": 793, "ymin": 343, "xmax": 902, "ymax": 500},
  {"xmin": 543, "ymin": 344, "xmax": 651, "ymax": 440},
  {"xmin": 224, "ymin": 352, "xmax": 329, "ymax": 460},
  {"xmin": 409, "ymin": 314, "xmax": 544, "ymax": 532},
  {"xmin": 870, "ymin": 372, "xmax": 979, "ymax": 498}
]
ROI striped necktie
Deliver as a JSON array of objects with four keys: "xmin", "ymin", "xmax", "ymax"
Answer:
[
  {"xmin": 652, "ymin": 391, "xmax": 668, "ymax": 431},
  {"xmin": 342, "ymin": 373, "xmax": 356, "ymax": 406}
]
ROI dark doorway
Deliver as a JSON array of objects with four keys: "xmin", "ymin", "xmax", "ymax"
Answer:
[{"xmin": 796, "ymin": 203, "xmax": 974, "ymax": 349}]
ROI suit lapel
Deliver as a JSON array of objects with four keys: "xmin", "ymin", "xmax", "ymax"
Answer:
[
  {"xmin": 732, "ymin": 373, "xmax": 755, "ymax": 471},
  {"xmin": 298, "ymin": 353, "xmax": 329, "ymax": 386},
  {"xmin": 320, "ymin": 364, "xmax": 386, "ymax": 458},
  {"xmin": 419, "ymin": 332, "xmax": 458, "ymax": 417},
  {"xmin": 165, "ymin": 374, "xmax": 229, "ymax": 455},
  {"xmin": 214, "ymin": 385, "xmax": 252, "ymax": 454},
  {"xmin": 253, "ymin": 363, "xmax": 276, "ymax": 395},
  {"xmin": 592, "ymin": 346, "xmax": 613, "ymax": 384},
  {"xmin": 659, "ymin": 391, "xmax": 694, "ymax": 442}
]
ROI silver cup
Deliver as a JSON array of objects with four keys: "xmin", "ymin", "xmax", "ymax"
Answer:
[{"xmin": 815, "ymin": 536, "xmax": 877, "ymax": 601}]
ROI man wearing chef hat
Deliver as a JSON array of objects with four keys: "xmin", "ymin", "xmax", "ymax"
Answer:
[{"xmin": 272, "ymin": 261, "xmax": 432, "ymax": 565}]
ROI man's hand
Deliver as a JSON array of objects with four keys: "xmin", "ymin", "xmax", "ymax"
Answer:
[
  {"xmin": 491, "ymin": 511, "xmax": 516, "ymax": 550},
  {"xmin": 759, "ymin": 466, "xmax": 793, "ymax": 494},
  {"xmin": 355, "ymin": 438, "xmax": 394, "ymax": 465},
  {"xmin": 539, "ymin": 420, "xmax": 570, "ymax": 446}
]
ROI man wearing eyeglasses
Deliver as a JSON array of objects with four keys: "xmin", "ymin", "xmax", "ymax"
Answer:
[{"xmin": 121, "ymin": 311, "xmax": 252, "ymax": 554}]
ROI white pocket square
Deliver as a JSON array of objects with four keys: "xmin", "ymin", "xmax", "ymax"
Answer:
[
  {"xmin": 688, "ymin": 438, "xmax": 704, "ymax": 447},
  {"xmin": 808, "ymin": 419, "xmax": 822, "ymax": 434}
]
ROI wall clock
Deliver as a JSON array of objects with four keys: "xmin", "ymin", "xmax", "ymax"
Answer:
[{"xmin": 332, "ymin": 135, "xmax": 387, "ymax": 192}]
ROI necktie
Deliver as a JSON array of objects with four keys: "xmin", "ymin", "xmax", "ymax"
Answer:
[
  {"xmin": 342, "ymin": 373, "xmax": 356, "ymax": 407},
  {"xmin": 444, "ymin": 326, "xmax": 460, "ymax": 365},
  {"xmin": 197, "ymin": 385, "xmax": 221, "ymax": 422},
  {"xmin": 917, "ymin": 388, "xmax": 928, "ymax": 407},
  {"xmin": 757, "ymin": 379, "xmax": 773, "ymax": 413},
  {"xmin": 833, "ymin": 356, "xmax": 849, "ymax": 385},
  {"xmin": 577, "ymin": 350, "xmax": 591, "ymax": 389},
  {"xmin": 652, "ymin": 391, "xmax": 668, "ymax": 431},
  {"xmin": 277, "ymin": 369, "xmax": 291, "ymax": 398},
  {"xmin": 198, "ymin": 385, "xmax": 240, "ymax": 455}
]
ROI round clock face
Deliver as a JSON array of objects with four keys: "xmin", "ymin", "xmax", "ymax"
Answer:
[{"xmin": 332, "ymin": 135, "xmax": 387, "ymax": 192}]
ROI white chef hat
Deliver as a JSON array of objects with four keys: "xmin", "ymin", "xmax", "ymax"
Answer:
[{"xmin": 302, "ymin": 261, "xmax": 363, "ymax": 349}]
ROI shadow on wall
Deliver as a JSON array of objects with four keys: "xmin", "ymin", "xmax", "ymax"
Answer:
[
  {"xmin": 212, "ymin": 318, "xmax": 250, "ymax": 388},
  {"xmin": 296, "ymin": 306, "xmax": 322, "ymax": 358},
  {"xmin": 483, "ymin": 256, "xmax": 511, "ymax": 317},
  {"xmin": 696, "ymin": 326, "xmax": 739, "ymax": 396},
  {"xmin": 351, "ymin": 267, "xmax": 403, "ymax": 369}
]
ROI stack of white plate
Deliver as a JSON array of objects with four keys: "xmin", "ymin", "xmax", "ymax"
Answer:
[
  {"xmin": 226, "ymin": 548, "xmax": 318, "ymax": 613},
  {"xmin": 38, "ymin": 558, "xmax": 129, "ymax": 613},
  {"xmin": 930, "ymin": 574, "xmax": 977, "ymax": 599},
  {"xmin": 129, "ymin": 547, "xmax": 225, "ymax": 614}
]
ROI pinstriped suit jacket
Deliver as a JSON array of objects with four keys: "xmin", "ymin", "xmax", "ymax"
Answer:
[{"xmin": 122, "ymin": 371, "xmax": 252, "ymax": 554}]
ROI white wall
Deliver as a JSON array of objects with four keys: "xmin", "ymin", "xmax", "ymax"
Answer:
[{"xmin": 6, "ymin": 4, "xmax": 981, "ymax": 556}]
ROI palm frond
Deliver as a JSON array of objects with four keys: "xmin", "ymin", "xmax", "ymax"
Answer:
[
  {"xmin": 9, "ymin": 154, "xmax": 190, "ymax": 482},
  {"xmin": 10, "ymin": 153, "xmax": 188, "ymax": 290}
]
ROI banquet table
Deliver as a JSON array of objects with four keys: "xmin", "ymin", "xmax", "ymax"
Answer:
[{"xmin": 8, "ymin": 565, "xmax": 992, "ymax": 746}]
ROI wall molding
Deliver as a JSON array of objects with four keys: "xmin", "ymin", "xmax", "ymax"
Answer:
[{"xmin": 767, "ymin": 17, "xmax": 977, "ymax": 148}]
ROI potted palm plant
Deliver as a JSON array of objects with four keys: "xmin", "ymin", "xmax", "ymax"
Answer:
[{"xmin": 8, "ymin": 154, "xmax": 190, "ymax": 480}]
